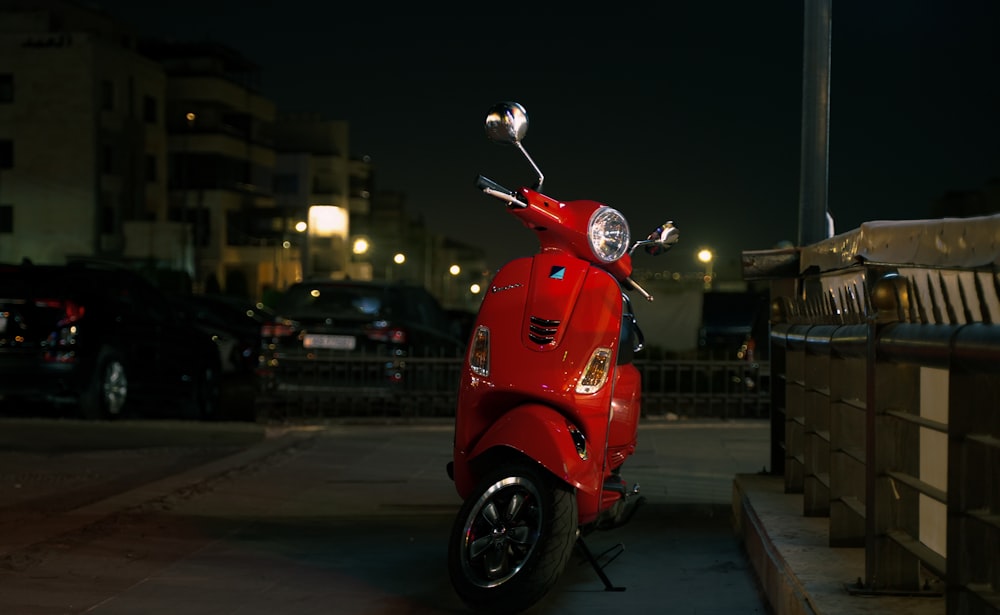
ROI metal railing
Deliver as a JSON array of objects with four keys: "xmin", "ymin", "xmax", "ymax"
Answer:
[
  {"xmin": 764, "ymin": 264, "xmax": 1000, "ymax": 614},
  {"xmin": 253, "ymin": 355, "xmax": 771, "ymax": 421}
]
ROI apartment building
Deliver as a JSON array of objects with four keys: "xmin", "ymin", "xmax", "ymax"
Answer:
[
  {"xmin": 0, "ymin": 0, "xmax": 484, "ymax": 305},
  {"xmin": 142, "ymin": 37, "xmax": 279, "ymax": 296},
  {"xmin": 273, "ymin": 112, "xmax": 354, "ymax": 282},
  {"xmin": 0, "ymin": 0, "xmax": 168, "ymax": 266}
]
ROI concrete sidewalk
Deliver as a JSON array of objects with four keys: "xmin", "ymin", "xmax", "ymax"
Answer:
[{"xmin": 733, "ymin": 473, "xmax": 944, "ymax": 615}]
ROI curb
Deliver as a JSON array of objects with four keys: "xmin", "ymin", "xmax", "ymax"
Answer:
[{"xmin": 0, "ymin": 427, "xmax": 319, "ymax": 562}]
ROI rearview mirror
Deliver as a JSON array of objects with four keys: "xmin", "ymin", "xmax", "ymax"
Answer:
[{"xmin": 485, "ymin": 102, "xmax": 529, "ymax": 146}]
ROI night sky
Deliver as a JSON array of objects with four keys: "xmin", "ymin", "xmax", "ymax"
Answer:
[{"xmin": 91, "ymin": 1, "xmax": 999, "ymax": 277}]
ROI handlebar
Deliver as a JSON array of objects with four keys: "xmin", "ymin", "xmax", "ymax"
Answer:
[
  {"xmin": 624, "ymin": 276, "xmax": 654, "ymax": 302},
  {"xmin": 476, "ymin": 175, "xmax": 527, "ymax": 208}
]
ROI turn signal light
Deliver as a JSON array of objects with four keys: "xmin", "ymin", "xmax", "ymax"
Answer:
[
  {"xmin": 468, "ymin": 325, "xmax": 490, "ymax": 377},
  {"xmin": 576, "ymin": 347, "xmax": 612, "ymax": 394}
]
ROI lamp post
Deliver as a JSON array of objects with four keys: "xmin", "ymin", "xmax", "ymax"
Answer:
[
  {"xmin": 697, "ymin": 248, "xmax": 714, "ymax": 291},
  {"xmin": 389, "ymin": 252, "xmax": 406, "ymax": 281},
  {"xmin": 469, "ymin": 281, "xmax": 483, "ymax": 311},
  {"xmin": 445, "ymin": 264, "xmax": 461, "ymax": 306},
  {"xmin": 294, "ymin": 220, "xmax": 308, "ymax": 282},
  {"xmin": 349, "ymin": 236, "xmax": 371, "ymax": 280}
]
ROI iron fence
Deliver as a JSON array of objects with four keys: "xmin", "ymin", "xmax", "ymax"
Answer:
[{"xmin": 254, "ymin": 355, "xmax": 771, "ymax": 421}]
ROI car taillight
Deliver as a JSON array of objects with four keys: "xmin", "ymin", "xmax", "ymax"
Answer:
[
  {"xmin": 41, "ymin": 298, "xmax": 82, "ymax": 363},
  {"xmin": 365, "ymin": 324, "xmax": 406, "ymax": 344},
  {"xmin": 35, "ymin": 298, "xmax": 85, "ymax": 326},
  {"xmin": 62, "ymin": 299, "xmax": 85, "ymax": 323},
  {"xmin": 261, "ymin": 320, "xmax": 296, "ymax": 337}
]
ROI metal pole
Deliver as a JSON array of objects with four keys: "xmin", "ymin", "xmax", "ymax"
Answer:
[{"xmin": 798, "ymin": 0, "xmax": 833, "ymax": 246}]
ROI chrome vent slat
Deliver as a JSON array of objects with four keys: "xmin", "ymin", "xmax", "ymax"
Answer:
[
  {"xmin": 530, "ymin": 316, "xmax": 560, "ymax": 327},
  {"xmin": 529, "ymin": 325, "xmax": 558, "ymax": 335},
  {"xmin": 528, "ymin": 316, "xmax": 561, "ymax": 344}
]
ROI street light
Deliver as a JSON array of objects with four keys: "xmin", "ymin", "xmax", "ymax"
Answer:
[
  {"xmin": 442, "ymin": 264, "xmax": 462, "ymax": 306},
  {"xmin": 697, "ymin": 248, "xmax": 714, "ymax": 291},
  {"xmin": 293, "ymin": 221, "xmax": 308, "ymax": 283},
  {"xmin": 352, "ymin": 237, "xmax": 370, "ymax": 256},
  {"xmin": 387, "ymin": 252, "xmax": 405, "ymax": 281}
]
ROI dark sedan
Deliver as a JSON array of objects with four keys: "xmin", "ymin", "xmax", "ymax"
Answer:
[
  {"xmin": 0, "ymin": 261, "xmax": 222, "ymax": 419},
  {"xmin": 256, "ymin": 279, "xmax": 465, "ymax": 397}
]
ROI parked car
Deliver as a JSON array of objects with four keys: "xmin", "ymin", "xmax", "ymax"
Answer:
[
  {"xmin": 257, "ymin": 279, "xmax": 465, "ymax": 396},
  {"xmin": 168, "ymin": 293, "xmax": 275, "ymax": 375},
  {"xmin": 0, "ymin": 261, "xmax": 222, "ymax": 419}
]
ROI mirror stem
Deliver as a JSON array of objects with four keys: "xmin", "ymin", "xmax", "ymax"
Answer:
[{"xmin": 515, "ymin": 142, "xmax": 545, "ymax": 191}]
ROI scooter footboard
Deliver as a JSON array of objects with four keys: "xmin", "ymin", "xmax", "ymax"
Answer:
[{"xmin": 463, "ymin": 404, "xmax": 600, "ymax": 497}]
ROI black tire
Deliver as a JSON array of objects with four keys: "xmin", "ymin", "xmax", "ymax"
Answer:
[
  {"xmin": 448, "ymin": 461, "xmax": 578, "ymax": 614},
  {"xmin": 80, "ymin": 348, "xmax": 129, "ymax": 420}
]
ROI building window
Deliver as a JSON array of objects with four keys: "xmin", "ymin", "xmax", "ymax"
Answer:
[
  {"xmin": 103, "ymin": 145, "xmax": 114, "ymax": 174},
  {"xmin": 101, "ymin": 206, "xmax": 115, "ymax": 234},
  {"xmin": 101, "ymin": 80, "xmax": 114, "ymax": 111},
  {"xmin": 0, "ymin": 205, "xmax": 11, "ymax": 233},
  {"xmin": 273, "ymin": 173, "xmax": 299, "ymax": 194},
  {"xmin": 143, "ymin": 95, "xmax": 157, "ymax": 123},
  {"xmin": 0, "ymin": 74, "xmax": 11, "ymax": 103},
  {"xmin": 0, "ymin": 140, "xmax": 12, "ymax": 169},
  {"xmin": 145, "ymin": 154, "xmax": 156, "ymax": 182},
  {"xmin": 100, "ymin": 192, "xmax": 115, "ymax": 234}
]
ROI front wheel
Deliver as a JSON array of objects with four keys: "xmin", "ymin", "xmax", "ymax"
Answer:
[{"xmin": 447, "ymin": 461, "xmax": 577, "ymax": 614}]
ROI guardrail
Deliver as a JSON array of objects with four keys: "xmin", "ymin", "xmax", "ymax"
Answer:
[
  {"xmin": 253, "ymin": 356, "xmax": 771, "ymax": 421},
  {"xmin": 761, "ymin": 261, "xmax": 1000, "ymax": 614}
]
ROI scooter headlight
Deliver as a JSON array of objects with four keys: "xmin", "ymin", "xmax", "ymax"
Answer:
[{"xmin": 588, "ymin": 206, "xmax": 631, "ymax": 263}]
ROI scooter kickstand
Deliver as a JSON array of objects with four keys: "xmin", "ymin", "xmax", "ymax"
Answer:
[{"xmin": 576, "ymin": 535, "xmax": 626, "ymax": 592}]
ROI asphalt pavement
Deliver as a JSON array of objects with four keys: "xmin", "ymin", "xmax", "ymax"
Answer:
[{"xmin": 0, "ymin": 416, "xmax": 946, "ymax": 614}]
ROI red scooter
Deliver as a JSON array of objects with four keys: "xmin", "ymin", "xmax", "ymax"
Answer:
[{"xmin": 446, "ymin": 102, "xmax": 679, "ymax": 613}]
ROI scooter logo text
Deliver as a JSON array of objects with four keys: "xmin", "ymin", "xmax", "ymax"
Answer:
[{"xmin": 490, "ymin": 282, "xmax": 523, "ymax": 293}]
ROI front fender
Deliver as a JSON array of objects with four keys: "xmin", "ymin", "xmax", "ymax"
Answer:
[{"xmin": 459, "ymin": 404, "xmax": 599, "ymax": 499}]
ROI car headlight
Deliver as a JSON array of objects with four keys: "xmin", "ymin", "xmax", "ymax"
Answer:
[{"xmin": 588, "ymin": 207, "xmax": 631, "ymax": 263}]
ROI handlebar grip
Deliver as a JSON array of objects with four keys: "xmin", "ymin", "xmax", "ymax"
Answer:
[
  {"xmin": 475, "ymin": 175, "xmax": 527, "ymax": 208},
  {"xmin": 475, "ymin": 175, "xmax": 510, "ymax": 193}
]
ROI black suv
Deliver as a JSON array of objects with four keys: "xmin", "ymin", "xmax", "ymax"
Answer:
[
  {"xmin": 0, "ymin": 261, "xmax": 222, "ymax": 419},
  {"xmin": 257, "ymin": 279, "xmax": 465, "ymax": 397}
]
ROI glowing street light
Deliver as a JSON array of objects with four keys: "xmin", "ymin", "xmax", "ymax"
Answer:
[
  {"xmin": 697, "ymin": 248, "xmax": 714, "ymax": 290},
  {"xmin": 383, "ymin": 252, "xmax": 406, "ymax": 282}
]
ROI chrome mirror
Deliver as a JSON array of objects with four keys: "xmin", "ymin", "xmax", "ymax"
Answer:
[
  {"xmin": 632, "ymin": 221, "xmax": 680, "ymax": 256},
  {"xmin": 485, "ymin": 102, "xmax": 529, "ymax": 145}
]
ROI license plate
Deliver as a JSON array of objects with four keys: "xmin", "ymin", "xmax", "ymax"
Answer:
[{"xmin": 303, "ymin": 334, "xmax": 356, "ymax": 350}]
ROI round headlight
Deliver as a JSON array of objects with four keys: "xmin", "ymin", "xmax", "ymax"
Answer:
[{"xmin": 588, "ymin": 207, "xmax": 631, "ymax": 262}]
